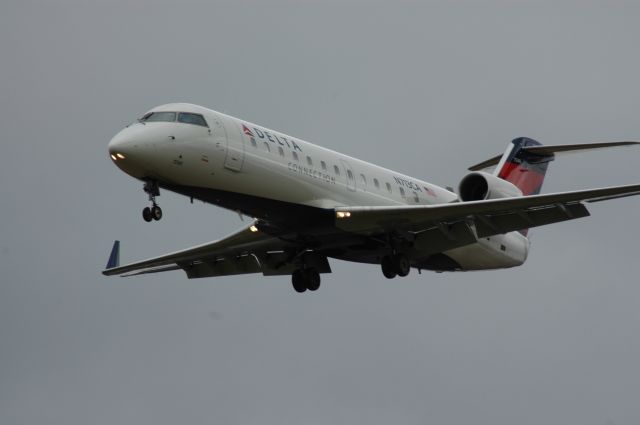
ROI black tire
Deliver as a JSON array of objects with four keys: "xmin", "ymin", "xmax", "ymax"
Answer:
[
  {"xmin": 306, "ymin": 269, "xmax": 321, "ymax": 291},
  {"xmin": 381, "ymin": 256, "xmax": 397, "ymax": 279},
  {"xmin": 142, "ymin": 207, "xmax": 152, "ymax": 222},
  {"xmin": 291, "ymin": 270, "xmax": 307, "ymax": 293},
  {"xmin": 151, "ymin": 205, "xmax": 163, "ymax": 221},
  {"xmin": 394, "ymin": 254, "xmax": 410, "ymax": 277}
]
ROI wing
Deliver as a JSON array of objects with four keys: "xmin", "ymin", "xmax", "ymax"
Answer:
[
  {"xmin": 102, "ymin": 224, "xmax": 330, "ymax": 278},
  {"xmin": 334, "ymin": 183, "xmax": 640, "ymax": 255}
]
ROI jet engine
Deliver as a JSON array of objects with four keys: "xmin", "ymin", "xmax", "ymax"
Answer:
[{"xmin": 458, "ymin": 171, "xmax": 522, "ymax": 201}]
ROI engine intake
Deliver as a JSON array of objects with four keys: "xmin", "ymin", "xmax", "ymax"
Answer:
[{"xmin": 458, "ymin": 171, "xmax": 522, "ymax": 201}]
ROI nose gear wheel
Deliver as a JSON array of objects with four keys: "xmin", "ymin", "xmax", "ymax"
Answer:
[{"xmin": 142, "ymin": 180, "xmax": 163, "ymax": 222}]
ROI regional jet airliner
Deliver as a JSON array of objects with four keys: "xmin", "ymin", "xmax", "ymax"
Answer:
[{"xmin": 103, "ymin": 103, "xmax": 640, "ymax": 293}]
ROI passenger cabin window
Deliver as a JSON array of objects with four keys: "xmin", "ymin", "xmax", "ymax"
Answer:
[
  {"xmin": 360, "ymin": 174, "xmax": 367, "ymax": 186},
  {"xmin": 399, "ymin": 187, "xmax": 405, "ymax": 197},
  {"xmin": 178, "ymin": 112, "xmax": 208, "ymax": 127},
  {"xmin": 386, "ymin": 182, "xmax": 392, "ymax": 192},
  {"xmin": 374, "ymin": 178, "xmax": 380, "ymax": 189},
  {"xmin": 292, "ymin": 151, "xmax": 299, "ymax": 161},
  {"xmin": 321, "ymin": 161, "xmax": 327, "ymax": 171},
  {"xmin": 251, "ymin": 138, "xmax": 257, "ymax": 148},
  {"xmin": 307, "ymin": 156, "xmax": 313, "ymax": 166},
  {"xmin": 278, "ymin": 146, "xmax": 284, "ymax": 157},
  {"xmin": 347, "ymin": 170, "xmax": 354, "ymax": 180},
  {"xmin": 334, "ymin": 165, "xmax": 340, "ymax": 175},
  {"xmin": 141, "ymin": 111, "xmax": 176, "ymax": 122},
  {"xmin": 263, "ymin": 142, "xmax": 270, "ymax": 153},
  {"xmin": 413, "ymin": 192, "xmax": 419, "ymax": 203}
]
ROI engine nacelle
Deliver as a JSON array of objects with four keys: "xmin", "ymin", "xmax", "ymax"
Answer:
[{"xmin": 458, "ymin": 171, "xmax": 522, "ymax": 201}]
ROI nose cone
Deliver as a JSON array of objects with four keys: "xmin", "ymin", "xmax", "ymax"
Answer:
[
  {"xmin": 108, "ymin": 126, "xmax": 139, "ymax": 156},
  {"xmin": 108, "ymin": 126, "xmax": 151, "ymax": 178}
]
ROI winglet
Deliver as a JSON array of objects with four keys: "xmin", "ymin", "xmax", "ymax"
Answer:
[{"xmin": 106, "ymin": 240, "xmax": 120, "ymax": 269}]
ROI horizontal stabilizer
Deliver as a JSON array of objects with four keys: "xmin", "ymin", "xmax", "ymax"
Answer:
[{"xmin": 469, "ymin": 141, "xmax": 640, "ymax": 171}]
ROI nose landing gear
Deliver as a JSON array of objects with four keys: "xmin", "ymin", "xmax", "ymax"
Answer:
[
  {"xmin": 142, "ymin": 205, "xmax": 162, "ymax": 222},
  {"xmin": 142, "ymin": 180, "xmax": 163, "ymax": 222}
]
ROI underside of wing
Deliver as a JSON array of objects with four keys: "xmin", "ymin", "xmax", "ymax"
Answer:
[
  {"xmin": 334, "ymin": 183, "xmax": 640, "ymax": 254},
  {"xmin": 102, "ymin": 224, "xmax": 331, "ymax": 278}
]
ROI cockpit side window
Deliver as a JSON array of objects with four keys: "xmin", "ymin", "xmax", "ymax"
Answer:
[
  {"xmin": 141, "ymin": 111, "xmax": 176, "ymax": 122},
  {"xmin": 178, "ymin": 112, "xmax": 208, "ymax": 127}
]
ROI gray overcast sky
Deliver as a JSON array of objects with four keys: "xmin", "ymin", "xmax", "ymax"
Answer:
[{"xmin": 2, "ymin": 1, "xmax": 640, "ymax": 424}]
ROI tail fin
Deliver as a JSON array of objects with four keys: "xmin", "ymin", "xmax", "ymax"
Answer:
[
  {"xmin": 495, "ymin": 137, "xmax": 554, "ymax": 196},
  {"xmin": 469, "ymin": 140, "xmax": 639, "ymax": 194}
]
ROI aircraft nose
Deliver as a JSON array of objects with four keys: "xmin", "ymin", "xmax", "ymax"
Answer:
[
  {"xmin": 107, "ymin": 127, "xmax": 152, "ymax": 178},
  {"xmin": 108, "ymin": 128, "xmax": 137, "ymax": 160}
]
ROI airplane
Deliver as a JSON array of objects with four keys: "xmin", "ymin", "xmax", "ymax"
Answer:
[{"xmin": 103, "ymin": 102, "xmax": 640, "ymax": 293}]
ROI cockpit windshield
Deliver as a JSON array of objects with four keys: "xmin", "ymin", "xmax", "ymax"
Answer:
[
  {"xmin": 139, "ymin": 111, "xmax": 208, "ymax": 127},
  {"xmin": 141, "ymin": 111, "xmax": 176, "ymax": 123},
  {"xmin": 178, "ymin": 112, "xmax": 208, "ymax": 127}
]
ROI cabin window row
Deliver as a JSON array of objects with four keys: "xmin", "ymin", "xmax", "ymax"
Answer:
[{"xmin": 249, "ymin": 139, "xmax": 417, "ymax": 199}]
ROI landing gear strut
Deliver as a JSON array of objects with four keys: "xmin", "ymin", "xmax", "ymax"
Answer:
[
  {"xmin": 142, "ymin": 180, "xmax": 162, "ymax": 222},
  {"xmin": 291, "ymin": 268, "xmax": 321, "ymax": 293},
  {"xmin": 381, "ymin": 253, "xmax": 411, "ymax": 279}
]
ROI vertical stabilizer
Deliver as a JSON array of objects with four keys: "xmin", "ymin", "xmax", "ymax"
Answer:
[{"xmin": 495, "ymin": 137, "xmax": 555, "ymax": 196}]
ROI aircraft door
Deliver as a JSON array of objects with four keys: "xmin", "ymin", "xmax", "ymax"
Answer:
[
  {"xmin": 340, "ymin": 159, "xmax": 356, "ymax": 191},
  {"xmin": 222, "ymin": 118, "xmax": 244, "ymax": 171}
]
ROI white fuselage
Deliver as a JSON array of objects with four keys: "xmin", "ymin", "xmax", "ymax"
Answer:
[{"xmin": 108, "ymin": 103, "xmax": 529, "ymax": 271}]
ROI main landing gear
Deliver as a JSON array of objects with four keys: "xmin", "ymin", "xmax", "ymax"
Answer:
[
  {"xmin": 291, "ymin": 268, "xmax": 321, "ymax": 293},
  {"xmin": 380, "ymin": 253, "xmax": 411, "ymax": 279},
  {"xmin": 142, "ymin": 179, "xmax": 163, "ymax": 222}
]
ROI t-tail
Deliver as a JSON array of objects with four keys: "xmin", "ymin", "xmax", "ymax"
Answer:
[
  {"xmin": 469, "ymin": 138, "xmax": 640, "ymax": 196},
  {"xmin": 494, "ymin": 137, "xmax": 552, "ymax": 196}
]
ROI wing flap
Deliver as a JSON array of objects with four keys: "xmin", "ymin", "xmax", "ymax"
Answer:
[
  {"xmin": 181, "ymin": 256, "xmax": 263, "ymax": 278},
  {"xmin": 473, "ymin": 203, "xmax": 590, "ymax": 238},
  {"xmin": 413, "ymin": 221, "xmax": 478, "ymax": 255}
]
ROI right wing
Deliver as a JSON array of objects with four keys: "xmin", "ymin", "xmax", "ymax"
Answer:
[
  {"xmin": 102, "ymin": 224, "xmax": 330, "ymax": 278},
  {"xmin": 334, "ymin": 183, "xmax": 640, "ymax": 254}
]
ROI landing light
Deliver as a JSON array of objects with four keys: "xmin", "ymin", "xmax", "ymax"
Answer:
[
  {"xmin": 336, "ymin": 211, "xmax": 351, "ymax": 219},
  {"xmin": 110, "ymin": 154, "xmax": 117, "ymax": 161},
  {"xmin": 116, "ymin": 153, "xmax": 126, "ymax": 159},
  {"xmin": 249, "ymin": 225, "xmax": 259, "ymax": 233}
]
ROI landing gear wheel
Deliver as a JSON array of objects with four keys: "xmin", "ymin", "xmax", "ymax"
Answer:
[
  {"xmin": 305, "ymin": 269, "xmax": 321, "ymax": 291},
  {"xmin": 381, "ymin": 256, "xmax": 397, "ymax": 279},
  {"xmin": 394, "ymin": 254, "xmax": 410, "ymax": 277},
  {"xmin": 142, "ymin": 180, "xmax": 162, "ymax": 223},
  {"xmin": 142, "ymin": 207, "xmax": 152, "ymax": 222},
  {"xmin": 292, "ymin": 270, "xmax": 307, "ymax": 293},
  {"xmin": 151, "ymin": 205, "xmax": 163, "ymax": 221}
]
